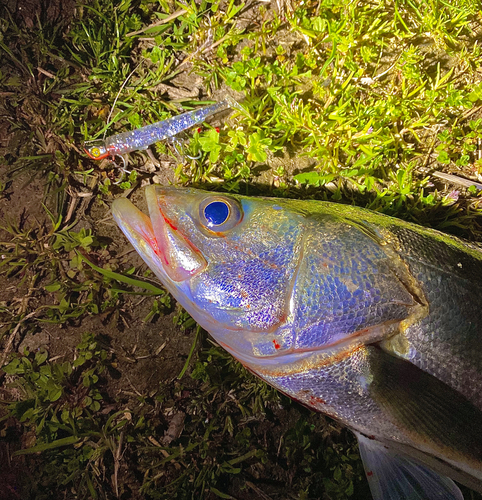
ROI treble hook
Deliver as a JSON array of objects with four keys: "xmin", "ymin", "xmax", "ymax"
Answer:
[
  {"xmin": 111, "ymin": 155, "xmax": 132, "ymax": 185},
  {"xmin": 171, "ymin": 136, "xmax": 202, "ymax": 161}
]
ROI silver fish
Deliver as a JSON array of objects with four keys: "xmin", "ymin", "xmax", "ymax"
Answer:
[{"xmin": 112, "ymin": 186, "xmax": 482, "ymax": 500}]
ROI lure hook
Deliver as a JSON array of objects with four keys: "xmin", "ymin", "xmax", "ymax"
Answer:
[
  {"xmin": 112, "ymin": 155, "xmax": 131, "ymax": 185},
  {"xmin": 171, "ymin": 137, "xmax": 202, "ymax": 161}
]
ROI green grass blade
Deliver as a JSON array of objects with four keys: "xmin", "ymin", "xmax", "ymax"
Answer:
[
  {"xmin": 76, "ymin": 251, "xmax": 165, "ymax": 294},
  {"xmin": 13, "ymin": 436, "xmax": 80, "ymax": 456}
]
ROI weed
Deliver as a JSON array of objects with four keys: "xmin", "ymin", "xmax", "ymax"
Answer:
[{"xmin": 1, "ymin": 334, "xmax": 120, "ymax": 498}]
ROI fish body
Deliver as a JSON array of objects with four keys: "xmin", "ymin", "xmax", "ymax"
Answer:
[
  {"xmin": 84, "ymin": 97, "xmax": 242, "ymax": 160},
  {"xmin": 112, "ymin": 186, "xmax": 482, "ymax": 499}
]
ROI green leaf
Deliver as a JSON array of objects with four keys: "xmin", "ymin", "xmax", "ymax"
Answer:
[
  {"xmin": 80, "ymin": 236, "xmax": 94, "ymax": 249},
  {"xmin": 199, "ymin": 129, "xmax": 222, "ymax": 163},
  {"xmin": 45, "ymin": 283, "xmax": 62, "ymax": 292},
  {"xmin": 48, "ymin": 387, "xmax": 63, "ymax": 402},
  {"xmin": 294, "ymin": 171, "xmax": 323, "ymax": 186},
  {"xmin": 437, "ymin": 150, "xmax": 451, "ymax": 164},
  {"xmin": 210, "ymin": 487, "xmax": 237, "ymax": 499},
  {"xmin": 76, "ymin": 252, "xmax": 165, "ymax": 294},
  {"xmin": 468, "ymin": 83, "xmax": 482, "ymax": 103},
  {"xmin": 35, "ymin": 350, "xmax": 48, "ymax": 365},
  {"xmin": 3, "ymin": 359, "xmax": 21, "ymax": 375},
  {"xmin": 247, "ymin": 132, "xmax": 272, "ymax": 162}
]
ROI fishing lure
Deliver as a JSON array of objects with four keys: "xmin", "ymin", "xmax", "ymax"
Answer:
[{"xmin": 83, "ymin": 96, "xmax": 242, "ymax": 162}]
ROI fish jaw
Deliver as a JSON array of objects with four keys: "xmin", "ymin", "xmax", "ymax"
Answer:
[{"xmin": 112, "ymin": 194, "xmax": 207, "ymax": 284}]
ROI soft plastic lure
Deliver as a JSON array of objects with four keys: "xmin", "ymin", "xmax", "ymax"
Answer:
[{"xmin": 83, "ymin": 96, "xmax": 242, "ymax": 161}]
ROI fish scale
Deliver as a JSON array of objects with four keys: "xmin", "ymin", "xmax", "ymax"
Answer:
[
  {"xmin": 364, "ymin": 224, "xmax": 482, "ymax": 410},
  {"xmin": 255, "ymin": 345, "xmax": 411, "ymax": 441}
]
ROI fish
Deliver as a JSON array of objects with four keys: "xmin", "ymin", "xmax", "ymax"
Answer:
[{"xmin": 111, "ymin": 186, "xmax": 482, "ymax": 500}]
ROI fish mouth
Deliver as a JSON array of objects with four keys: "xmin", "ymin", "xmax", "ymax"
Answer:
[{"xmin": 112, "ymin": 186, "xmax": 207, "ymax": 283}]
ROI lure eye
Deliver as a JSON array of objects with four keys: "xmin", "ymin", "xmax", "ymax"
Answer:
[
  {"xmin": 84, "ymin": 140, "xmax": 108, "ymax": 160},
  {"xmin": 199, "ymin": 197, "xmax": 242, "ymax": 232}
]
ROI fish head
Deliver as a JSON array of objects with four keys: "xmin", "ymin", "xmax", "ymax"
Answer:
[
  {"xmin": 112, "ymin": 186, "xmax": 417, "ymax": 366},
  {"xmin": 112, "ymin": 186, "xmax": 307, "ymax": 363}
]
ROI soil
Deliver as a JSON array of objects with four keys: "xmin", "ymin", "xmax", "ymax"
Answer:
[{"xmin": 0, "ymin": 152, "xmax": 195, "ymax": 394}]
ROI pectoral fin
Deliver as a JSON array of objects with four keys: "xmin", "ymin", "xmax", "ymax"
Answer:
[
  {"xmin": 366, "ymin": 345, "xmax": 482, "ymax": 491},
  {"xmin": 356, "ymin": 432, "xmax": 463, "ymax": 500}
]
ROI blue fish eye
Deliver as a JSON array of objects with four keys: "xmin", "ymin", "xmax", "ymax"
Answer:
[
  {"xmin": 204, "ymin": 201, "xmax": 230, "ymax": 227},
  {"xmin": 199, "ymin": 196, "xmax": 243, "ymax": 233}
]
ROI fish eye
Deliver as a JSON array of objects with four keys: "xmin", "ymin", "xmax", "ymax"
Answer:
[
  {"xmin": 204, "ymin": 201, "xmax": 229, "ymax": 226},
  {"xmin": 199, "ymin": 197, "xmax": 242, "ymax": 232}
]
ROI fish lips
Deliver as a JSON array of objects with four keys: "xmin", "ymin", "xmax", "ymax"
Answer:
[{"xmin": 112, "ymin": 187, "xmax": 207, "ymax": 283}]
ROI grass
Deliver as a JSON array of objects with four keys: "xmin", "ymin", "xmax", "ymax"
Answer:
[{"xmin": 1, "ymin": 0, "xmax": 482, "ymax": 498}]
